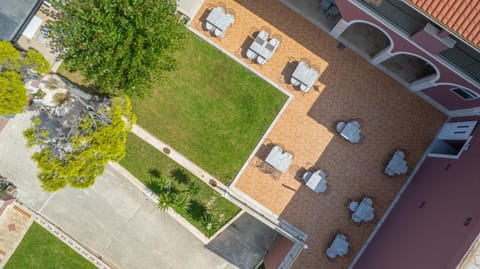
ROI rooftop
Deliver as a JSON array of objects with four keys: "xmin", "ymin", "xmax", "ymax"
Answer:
[
  {"xmin": 192, "ymin": 0, "xmax": 445, "ymax": 268},
  {"xmin": 0, "ymin": 0, "xmax": 40, "ymax": 41},
  {"xmin": 407, "ymin": 0, "xmax": 480, "ymax": 49}
]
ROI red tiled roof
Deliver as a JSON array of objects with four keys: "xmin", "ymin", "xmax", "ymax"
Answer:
[{"xmin": 408, "ymin": 0, "xmax": 480, "ymax": 48}]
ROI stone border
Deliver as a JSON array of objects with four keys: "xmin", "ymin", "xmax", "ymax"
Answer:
[
  {"xmin": 0, "ymin": 203, "xmax": 111, "ymax": 269},
  {"xmin": 32, "ymin": 211, "xmax": 112, "ymax": 269},
  {"xmin": 108, "ymin": 162, "xmax": 211, "ymax": 244}
]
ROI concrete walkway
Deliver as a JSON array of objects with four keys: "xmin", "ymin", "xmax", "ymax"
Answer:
[{"xmin": 0, "ymin": 112, "xmax": 236, "ymax": 269}]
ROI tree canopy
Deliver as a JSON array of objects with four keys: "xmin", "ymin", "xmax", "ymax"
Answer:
[
  {"xmin": 0, "ymin": 41, "xmax": 50, "ymax": 115},
  {"xmin": 0, "ymin": 71, "xmax": 28, "ymax": 115},
  {"xmin": 24, "ymin": 95, "xmax": 136, "ymax": 192},
  {"xmin": 50, "ymin": 0, "xmax": 185, "ymax": 97}
]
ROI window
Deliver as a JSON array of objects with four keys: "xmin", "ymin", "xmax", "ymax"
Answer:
[
  {"xmin": 451, "ymin": 87, "xmax": 480, "ymax": 100},
  {"xmin": 439, "ymin": 40, "xmax": 480, "ymax": 84},
  {"xmin": 358, "ymin": 0, "xmax": 429, "ymax": 35}
]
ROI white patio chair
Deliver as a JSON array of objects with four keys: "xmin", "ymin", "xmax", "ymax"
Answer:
[
  {"xmin": 269, "ymin": 38, "xmax": 281, "ymax": 48},
  {"xmin": 326, "ymin": 247, "xmax": 337, "ymax": 259},
  {"xmin": 336, "ymin": 121, "xmax": 346, "ymax": 133},
  {"xmin": 316, "ymin": 181, "xmax": 328, "ymax": 193},
  {"xmin": 227, "ymin": 13, "xmax": 235, "ymax": 24},
  {"xmin": 256, "ymin": 56, "xmax": 267, "ymax": 65},
  {"xmin": 395, "ymin": 149, "xmax": 405, "ymax": 159},
  {"xmin": 205, "ymin": 22, "xmax": 215, "ymax": 32},
  {"xmin": 258, "ymin": 30, "xmax": 269, "ymax": 40},
  {"xmin": 350, "ymin": 120, "xmax": 361, "ymax": 129},
  {"xmin": 300, "ymin": 84, "xmax": 310, "ymax": 93},
  {"xmin": 214, "ymin": 28, "xmax": 224, "ymax": 37},
  {"xmin": 364, "ymin": 212, "xmax": 374, "ymax": 222},
  {"xmin": 290, "ymin": 77, "xmax": 300, "ymax": 86},
  {"xmin": 246, "ymin": 49, "xmax": 257, "ymax": 60},
  {"xmin": 302, "ymin": 171, "xmax": 312, "ymax": 183},
  {"xmin": 348, "ymin": 201, "xmax": 359, "ymax": 212},
  {"xmin": 352, "ymin": 215, "xmax": 362, "ymax": 223}
]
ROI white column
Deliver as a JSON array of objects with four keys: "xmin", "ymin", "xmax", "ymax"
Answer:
[
  {"xmin": 330, "ymin": 19, "xmax": 350, "ymax": 38},
  {"xmin": 410, "ymin": 74, "xmax": 438, "ymax": 91},
  {"xmin": 371, "ymin": 47, "xmax": 393, "ymax": 65}
]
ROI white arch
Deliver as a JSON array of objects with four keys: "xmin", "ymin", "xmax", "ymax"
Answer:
[
  {"xmin": 343, "ymin": 19, "xmax": 395, "ymax": 53},
  {"xmin": 388, "ymin": 51, "xmax": 441, "ymax": 83}
]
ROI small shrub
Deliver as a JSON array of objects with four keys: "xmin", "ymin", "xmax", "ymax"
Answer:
[
  {"xmin": 35, "ymin": 89, "xmax": 46, "ymax": 99},
  {"xmin": 53, "ymin": 92, "xmax": 69, "ymax": 106}
]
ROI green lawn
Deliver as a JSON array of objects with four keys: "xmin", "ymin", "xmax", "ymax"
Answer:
[
  {"xmin": 5, "ymin": 222, "xmax": 95, "ymax": 269},
  {"xmin": 131, "ymin": 31, "xmax": 287, "ymax": 184},
  {"xmin": 120, "ymin": 133, "xmax": 240, "ymax": 237}
]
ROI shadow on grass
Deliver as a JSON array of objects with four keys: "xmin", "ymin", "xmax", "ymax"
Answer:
[
  {"xmin": 170, "ymin": 168, "xmax": 190, "ymax": 185},
  {"xmin": 187, "ymin": 199, "xmax": 207, "ymax": 221},
  {"xmin": 148, "ymin": 168, "xmax": 162, "ymax": 179},
  {"xmin": 145, "ymin": 179, "xmax": 165, "ymax": 195}
]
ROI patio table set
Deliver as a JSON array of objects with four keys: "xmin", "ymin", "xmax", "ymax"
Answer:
[
  {"xmin": 385, "ymin": 149, "xmax": 408, "ymax": 176},
  {"xmin": 204, "ymin": 5, "xmax": 322, "ymax": 93},
  {"xmin": 291, "ymin": 61, "xmax": 320, "ymax": 93},
  {"xmin": 336, "ymin": 120, "xmax": 362, "ymax": 144},
  {"xmin": 247, "ymin": 31, "xmax": 281, "ymax": 65},
  {"xmin": 205, "ymin": 7, "xmax": 234, "ymax": 38},
  {"xmin": 326, "ymin": 196, "xmax": 375, "ymax": 259},
  {"xmin": 349, "ymin": 197, "xmax": 375, "ymax": 223},
  {"xmin": 303, "ymin": 169, "xmax": 327, "ymax": 193},
  {"xmin": 326, "ymin": 233, "xmax": 349, "ymax": 259},
  {"xmin": 264, "ymin": 145, "xmax": 293, "ymax": 173}
]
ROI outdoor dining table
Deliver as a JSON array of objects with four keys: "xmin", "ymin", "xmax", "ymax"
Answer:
[
  {"xmin": 303, "ymin": 170, "xmax": 327, "ymax": 193},
  {"xmin": 265, "ymin": 145, "xmax": 292, "ymax": 173},
  {"xmin": 206, "ymin": 7, "xmax": 234, "ymax": 36},
  {"xmin": 338, "ymin": 121, "xmax": 361, "ymax": 143},
  {"xmin": 349, "ymin": 197, "xmax": 374, "ymax": 223},
  {"xmin": 326, "ymin": 233, "xmax": 349, "ymax": 259},
  {"xmin": 385, "ymin": 150, "xmax": 408, "ymax": 176},
  {"xmin": 291, "ymin": 61, "xmax": 319, "ymax": 92},
  {"xmin": 247, "ymin": 31, "xmax": 279, "ymax": 64}
]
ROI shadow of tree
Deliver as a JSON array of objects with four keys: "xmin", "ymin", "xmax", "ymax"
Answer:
[
  {"xmin": 170, "ymin": 168, "xmax": 190, "ymax": 185},
  {"xmin": 148, "ymin": 168, "xmax": 162, "ymax": 179},
  {"xmin": 187, "ymin": 199, "xmax": 207, "ymax": 221}
]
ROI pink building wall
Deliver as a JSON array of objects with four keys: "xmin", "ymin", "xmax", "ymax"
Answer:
[
  {"xmin": 353, "ymin": 116, "xmax": 480, "ymax": 269},
  {"xmin": 335, "ymin": 0, "xmax": 480, "ymax": 111}
]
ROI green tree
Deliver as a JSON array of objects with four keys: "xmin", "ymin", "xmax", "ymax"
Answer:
[
  {"xmin": 50, "ymin": 0, "xmax": 185, "ymax": 96},
  {"xmin": 22, "ymin": 49, "xmax": 51, "ymax": 75},
  {"xmin": 0, "ymin": 41, "xmax": 21, "ymax": 71},
  {"xmin": 0, "ymin": 71, "xmax": 28, "ymax": 115},
  {"xmin": 24, "ymin": 96, "xmax": 136, "ymax": 192},
  {"xmin": 0, "ymin": 41, "xmax": 51, "ymax": 115}
]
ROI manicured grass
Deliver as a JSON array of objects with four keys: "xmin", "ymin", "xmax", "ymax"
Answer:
[
  {"xmin": 5, "ymin": 222, "xmax": 95, "ymax": 269},
  {"xmin": 131, "ymin": 31, "xmax": 287, "ymax": 184},
  {"xmin": 120, "ymin": 133, "xmax": 240, "ymax": 237}
]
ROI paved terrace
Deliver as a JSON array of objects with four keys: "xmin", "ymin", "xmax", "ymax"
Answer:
[{"xmin": 192, "ymin": 0, "xmax": 445, "ymax": 268}]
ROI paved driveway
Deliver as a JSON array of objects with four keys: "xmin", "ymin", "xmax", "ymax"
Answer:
[{"xmin": 0, "ymin": 112, "xmax": 235, "ymax": 269}]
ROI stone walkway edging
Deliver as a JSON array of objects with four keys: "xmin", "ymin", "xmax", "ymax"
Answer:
[
  {"xmin": 24, "ymin": 206, "xmax": 111, "ymax": 269},
  {"xmin": 108, "ymin": 162, "xmax": 210, "ymax": 244}
]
